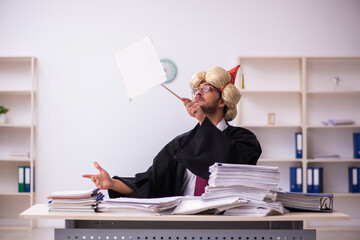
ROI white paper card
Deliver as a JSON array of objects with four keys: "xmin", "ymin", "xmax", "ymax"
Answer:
[{"xmin": 114, "ymin": 36, "xmax": 166, "ymax": 100}]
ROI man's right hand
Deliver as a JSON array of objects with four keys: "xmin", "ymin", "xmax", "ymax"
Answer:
[{"xmin": 83, "ymin": 161, "xmax": 113, "ymax": 190}]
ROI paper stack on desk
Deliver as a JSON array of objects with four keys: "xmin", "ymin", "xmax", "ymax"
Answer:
[
  {"xmin": 200, "ymin": 163, "xmax": 284, "ymax": 216},
  {"xmin": 98, "ymin": 196, "xmax": 182, "ymax": 215},
  {"xmin": 47, "ymin": 188, "xmax": 104, "ymax": 212}
]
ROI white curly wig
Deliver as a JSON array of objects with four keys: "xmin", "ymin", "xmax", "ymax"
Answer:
[{"xmin": 190, "ymin": 66, "xmax": 241, "ymax": 121}]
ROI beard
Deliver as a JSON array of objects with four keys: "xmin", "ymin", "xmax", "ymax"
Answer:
[{"xmin": 200, "ymin": 97, "xmax": 221, "ymax": 115}]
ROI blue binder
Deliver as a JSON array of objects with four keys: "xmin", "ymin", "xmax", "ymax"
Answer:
[
  {"xmin": 24, "ymin": 166, "xmax": 31, "ymax": 192},
  {"xmin": 290, "ymin": 167, "xmax": 302, "ymax": 192},
  {"xmin": 348, "ymin": 167, "xmax": 358, "ymax": 192},
  {"xmin": 354, "ymin": 133, "xmax": 360, "ymax": 159},
  {"xmin": 307, "ymin": 168, "xmax": 314, "ymax": 193},
  {"xmin": 312, "ymin": 167, "xmax": 323, "ymax": 193},
  {"xmin": 295, "ymin": 132, "xmax": 303, "ymax": 159}
]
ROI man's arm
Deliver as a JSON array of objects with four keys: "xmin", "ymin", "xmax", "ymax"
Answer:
[{"xmin": 83, "ymin": 161, "xmax": 134, "ymax": 196}]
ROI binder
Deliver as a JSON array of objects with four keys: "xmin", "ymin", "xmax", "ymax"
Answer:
[
  {"xmin": 276, "ymin": 191, "xmax": 334, "ymax": 213},
  {"xmin": 349, "ymin": 167, "xmax": 359, "ymax": 193},
  {"xmin": 18, "ymin": 166, "xmax": 25, "ymax": 193},
  {"xmin": 312, "ymin": 167, "xmax": 323, "ymax": 193},
  {"xmin": 295, "ymin": 132, "xmax": 303, "ymax": 159},
  {"xmin": 24, "ymin": 166, "xmax": 31, "ymax": 192},
  {"xmin": 354, "ymin": 133, "xmax": 360, "ymax": 159},
  {"xmin": 307, "ymin": 168, "xmax": 313, "ymax": 193},
  {"xmin": 290, "ymin": 167, "xmax": 302, "ymax": 192}
]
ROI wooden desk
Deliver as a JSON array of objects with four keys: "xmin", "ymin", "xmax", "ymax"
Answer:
[{"xmin": 20, "ymin": 204, "xmax": 350, "ymax": 240}]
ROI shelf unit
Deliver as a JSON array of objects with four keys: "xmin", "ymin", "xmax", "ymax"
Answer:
[
  {"xmin": 0, "ymin": 56, "xmax": 37, "ymax": 229},
  {"xmin": 235, "ymin": 57, "xmax": 360, "ymax": 229}
]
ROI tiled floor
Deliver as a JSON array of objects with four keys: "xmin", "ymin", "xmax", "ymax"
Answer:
[{"xmin": 1, "ymin": 228, "xmax": 360, "ymax": 240}]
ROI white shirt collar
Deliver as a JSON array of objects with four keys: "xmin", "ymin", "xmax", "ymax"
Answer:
[{"xmin": 216, "ymin": 118, "xmax": 228, "ymax": 131}]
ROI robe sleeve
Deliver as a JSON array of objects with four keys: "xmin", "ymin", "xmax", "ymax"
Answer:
[
  {"xmin": 174, "ymin": 117, "xmax": 262, "ymax": 179},
  {"xmin": 108, "ymin": 135, "xmax": 186, "ymax": 198}
]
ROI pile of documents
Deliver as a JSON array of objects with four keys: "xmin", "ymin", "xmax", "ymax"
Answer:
[
  {"xmin": 98, "ymin": 196, "xmax": 182, "ymax": 215},
  {"xmin": 199, "ymin": 163, "xmax": 284, "ymax": 216},
  {"xmin": 47, "ymin": 188, "xmax": 104, "ymax": 212}
]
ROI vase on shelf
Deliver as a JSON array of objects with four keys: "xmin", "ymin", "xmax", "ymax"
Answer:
[{"xmin": 0, "ymin": 114, "xmax": 6, "ymax": 124}]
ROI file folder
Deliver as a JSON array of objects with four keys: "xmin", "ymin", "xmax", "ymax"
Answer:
[
  {"xmin": 276, "ymin": 192, "xmax": 333, "ymax": 212},
  {"xmin": 312, "ymin": 167, "xmax": 323, "ymax": 193},
  {"xmin": 18, "ymin": 166, "xmax": 25, "ymax": 193},
  {"xmin": 307, "ymin": 168, "xmax": 313, "ymax": 193},
  {"xmin": 290, "ymin": 167, "xmax": 302, "ymax": 192},
  {"xmin": 354, "ymin": 133, "xmax": 360, "ymax": 159},
  {"xmin": 24, "ymin": 166, "xmax": 31, "ymax": 192},
  {"xmin": 295, "ymin": 132, "xmax": 303, "ymax": 159},
  {"xmin": 349, "ymin": 167, "xmax": 359, "ymax": 193}
]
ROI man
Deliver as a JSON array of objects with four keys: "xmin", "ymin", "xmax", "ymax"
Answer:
[{"xmin": 83, "ymin": 65, "xmax": 262, "ymax": 198}]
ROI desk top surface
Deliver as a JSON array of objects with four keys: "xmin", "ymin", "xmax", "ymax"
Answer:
[{"xmin": 20, "ymin": 204, "xmax": 350, "ymax": 222}]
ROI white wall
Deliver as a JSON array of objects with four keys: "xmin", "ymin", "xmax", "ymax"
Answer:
[{"xmin": 0, "ymin": 0, "xmax": 359, "ymax": 226}]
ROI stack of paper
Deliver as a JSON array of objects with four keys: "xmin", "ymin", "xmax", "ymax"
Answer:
[
  {"xmin": 98, "ymin": 196, "xmax": 182, "ymax": 215},
  {"xmin": 204, "ymin": 163, "xmax": 280, "ymax": 201},
  {"xmin": 171, "ymin": 196, "xmax": 248, "ymax": 215},
  {"xmin": 47, "ymin": 188, "xmax": 104, "ymax": 212},
  {"xmin": 200, "ymin": 163, "xmax": 284, "ymax": 216}
]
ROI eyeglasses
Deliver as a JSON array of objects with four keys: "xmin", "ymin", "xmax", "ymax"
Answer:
[{"xmin": 192, "ymin": 84, "xmax": 220, "ymax": 95}]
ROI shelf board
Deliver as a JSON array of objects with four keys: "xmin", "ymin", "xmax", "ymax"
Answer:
[
  {"xmin": 0, "ymin": 158, "xmax": 32, "ymax": 162},
  {"xmin": 240, "ymin": 125, "xmax": 302, "ymax": 128},
  {"xmin": 0, "ymin": 192, "xmax": 32, "ymax": 196},
  {"xmin": 258, "ymin": 158, "xmax": 303, "ymax": 163},
  {"xmin": 0, "ymin": 90, "xmax": 34, "ymax": 94},
  {"xmin": 307, "ymin": 125, "xmax": 360, "ymax": 129},
  {"xmin": 0, "ymin": 56, "xmax": 34, "ymax": 61},
  {"xmin": 306, "ymin": 90, "xmax": 360, "ymax": 95},
  {"xmin": 240, "ymin": 90, "xmax": 301, "ymax": 94},
  {"xmin": 333, "ymin": 193, "xmax": 360, "ymax": 197},
  {"xmin": 306, "ymin": 158, "xmax": 360, "ymax": 163},
  {"xmin": 0, "ymin": 124, "xmax": 34, "ymax": 128}
]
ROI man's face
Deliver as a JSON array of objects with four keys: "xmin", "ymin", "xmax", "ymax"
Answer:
[{"xmin": 192, "ymin": 82, "xmax": 223, "ymax": 115}]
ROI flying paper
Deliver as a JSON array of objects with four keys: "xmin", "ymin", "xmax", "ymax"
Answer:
[{"xmin": 114, "ymin": 36, "xmax": 166, "ymax": 100}]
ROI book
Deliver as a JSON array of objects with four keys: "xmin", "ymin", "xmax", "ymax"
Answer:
[
  {"xmin": 18, "ymin": 166, "xmax": 25, "ymax": 193},
  {"xmin": 349, "ymin": 167, "xmax": 359, "ymax": 193},
  {"xmin": 276, "ymin": 191, "xmax": 333, "ymax": 212},
  {"xmin": 295, "ymin": 132, "xmax": 303, "ymax": 159},
  {"xmin": 354, "ymin": 133, "xmax": 360, "ymax": 159},
  {"xmin": 312, "ymin": 167, "xmax": 323, "ymax": 193},
  {"xmin": 290, "ymin": 167, "xmax": 302, "ymax": 192},
  {"xmin": 307, "ymin": 168, "xmax": 313, "ymax": 193},
  {"xmin": 24, "ymin": 166, "xmax": 31, "ymax": 192}
]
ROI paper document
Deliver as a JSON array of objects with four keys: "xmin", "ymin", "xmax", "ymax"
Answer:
[{"xmin": 114, "ymin": 36, "xmax": 166, "ymax": 100}]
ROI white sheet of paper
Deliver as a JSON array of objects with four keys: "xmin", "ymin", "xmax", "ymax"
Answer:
[{"xmin": 114, "ymin": 36, "xmax": 166, "ymax": 100}]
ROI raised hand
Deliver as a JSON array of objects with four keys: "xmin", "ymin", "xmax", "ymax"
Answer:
[
  {"xmin": 82, "ymin": 161, "xmax": 113, "ymax": 190},
  {"xmin": 182, "ymin": 98, "xmax": 205, "ymax": 124}
]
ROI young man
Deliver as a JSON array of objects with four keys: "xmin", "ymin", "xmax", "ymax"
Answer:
[{"xmin": 83, "ymin": 65, "xmax": 262, "ymax": 198}]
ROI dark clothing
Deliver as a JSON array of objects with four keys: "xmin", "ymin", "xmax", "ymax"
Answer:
[{"xmin": 108, "ymin": 117, "xmax": 261, "ymax": 198}]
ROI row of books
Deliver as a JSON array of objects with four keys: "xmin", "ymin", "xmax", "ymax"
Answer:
[
  {"xmin": 18, "ymin": 166, "xmax": 31, "ymax": 193},
  {"xmin": 295, "ymin": 132, "xmax": 360, "ymax": 159},
  {"xmin": 290, "ymin": 167, "xmax": 323, "ymax": 193},
  {"xmin": 291, "ymin": 166, "xmax": 360, "ymax": 193}
]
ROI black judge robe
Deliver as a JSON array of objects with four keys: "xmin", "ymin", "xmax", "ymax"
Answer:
[{"xmin": 108, "ymin": 117, "xmax": 262, "ymax": 198}]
